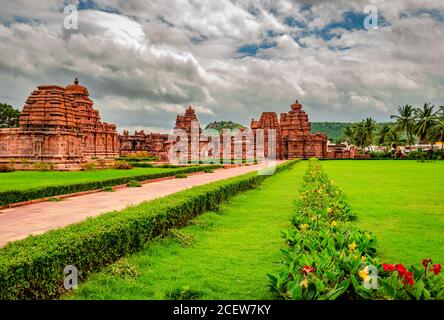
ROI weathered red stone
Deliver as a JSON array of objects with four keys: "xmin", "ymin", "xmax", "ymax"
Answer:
[
  {"xmin": 119, "ymin": 130, "xmax": 170, "ymax": 156},
  {"xmin": 0, "ymin": 79, "xmax": 119, "ymax": 170}
]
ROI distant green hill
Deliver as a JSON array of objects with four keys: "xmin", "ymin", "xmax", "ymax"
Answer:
[
  {"xmin": 205, "ymin": 121, "xmax": 246, "ymax": 132},
  {"xmin": 311, "ymin": 122, "xmax": 351, "ymax": 142},
  {"xmin": 311, "ymin": 122, "xmax": 394, "ymax": 142},
  {"xmin": 205, "ymin": 120, "xmax": 392, "ymax": 142}
]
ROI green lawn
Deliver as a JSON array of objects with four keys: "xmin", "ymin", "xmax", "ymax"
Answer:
[
  {"xmin": 63, "ymin": 160, "xmax": 443, "ymax": 299},
  {"xmin": 66, "ymin": 161, "xmax": 307, "ymax": 300},
  {"xmin": 0, "ymin": 167, "xmax": 184, "ymax": 192},
  {"xmin": 321, "ymin": 160, "xmax": 444, "ymax": 266}
]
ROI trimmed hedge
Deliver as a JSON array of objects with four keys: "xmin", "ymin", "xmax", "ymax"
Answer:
[
  {"xmin": 0, "ymin": 165, "xmax": 222, "ymax": 206},
  {"xmin": 0, "ymin": 160, "xmax": 299, "ymax": 299}
]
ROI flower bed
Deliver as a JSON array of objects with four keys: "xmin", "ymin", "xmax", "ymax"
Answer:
[
  {"xmin": 268, "ymin": 158, "xmax": 443, "ymax": 300},
  {"xmin": 0, "ymin": 160, "xmax": 299, "ymax": 299}
]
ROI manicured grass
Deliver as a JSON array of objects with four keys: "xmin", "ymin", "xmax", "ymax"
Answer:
[
  {"xmin": 66, "ymin": 161, "xmax": 307, "ymax": 300},
  {"xmin": 0, "ymin": 168, "xmax": 184, "ymax": 192},
  {"xmin": 321, "ymin": 160, "xmax": 444, "ymax": 266}
]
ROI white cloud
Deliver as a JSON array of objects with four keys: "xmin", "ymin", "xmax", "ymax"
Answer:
[{"xmin": 0, "ymin": 0, "xmax": 443, "ymax": 129}]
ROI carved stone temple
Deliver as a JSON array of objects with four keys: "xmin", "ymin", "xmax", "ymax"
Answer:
[
  {"xmin": 0, "ymin": 79, "xmax": 119, "ymax": 170},
  {"xmin": 118, "ymin": 101, "xmax": 355, "ymax": 161},
  {"xmin": 0, "ymin": 80, "xmax": 355, "ymax": 170}
]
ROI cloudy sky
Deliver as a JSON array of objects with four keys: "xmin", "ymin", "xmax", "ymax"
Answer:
[{"xmin": 1, "ymin": 0, "xmax": 443, "ymax": 133}]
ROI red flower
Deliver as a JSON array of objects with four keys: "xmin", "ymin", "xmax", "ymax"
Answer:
[
  {"xmin": 302, "ymin": 266, "xmax": 315, "ymax": 275},
  {"xmin": 422, "ymin": 258, "xmax": 432, "ymax": 268},
  {"xmin": 382, "ymin": 263, "xmax": 395, "ymax": 272},
  {"xmin": 395, "ymin": 264, "xmax": 407, "ymax": 274},
  {"xmin": 430, "ymin": 264, "xmax": 441, "ymax": 276},
  {"xmin": 401, "ymin": 272, "xmax": 415, "ymax": 286}
]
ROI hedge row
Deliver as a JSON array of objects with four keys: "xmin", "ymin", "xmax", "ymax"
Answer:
[
  {"xmin": 0, "ymin": 160, "xmax": 300, "ymax": 299},
  {"xmin": 0, "ymin": 165, "xmax": 222, "ymax": 206},
  {"xmin": 268, "ymin": 158, "xmax": 443, "ymax": 300}
]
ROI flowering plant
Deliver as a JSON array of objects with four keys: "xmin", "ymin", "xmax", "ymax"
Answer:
[{"xmin": 268, "ymin": 159, "xmax": 444, "ymax": 300}]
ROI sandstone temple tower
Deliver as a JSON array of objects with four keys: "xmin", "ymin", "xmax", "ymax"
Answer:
[
  {"xmin": 0, "ymin": 79, "xmax": 119, "ymax": 170},
  {"xmin": 251, "ymin": 100, "xmax": 328, "ymax": 159}
]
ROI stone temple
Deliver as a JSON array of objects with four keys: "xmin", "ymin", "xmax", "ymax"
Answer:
[
  {"xmin": 0, "ymin": 79, "xmax": 119, "ymax": 170},
  {"xmin": 251, "ymin": 100, "xmax": 328, "ymax": 159},
  {"xmin": 119, "ymin": 101, "xmax": 355, "ymax": 161}
]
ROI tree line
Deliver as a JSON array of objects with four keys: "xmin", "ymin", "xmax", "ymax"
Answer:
[{"xmin": 343, "ymin": 103, "xmax": 444, "ymax": 150}]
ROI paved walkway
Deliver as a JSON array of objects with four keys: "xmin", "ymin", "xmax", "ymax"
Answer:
[{"xmin": 0, "ymin": 162, "xmax": 281, "ymax": 247}]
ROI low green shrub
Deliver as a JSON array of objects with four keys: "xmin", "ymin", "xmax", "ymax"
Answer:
[
  {"xmin": 0, "ymin": 164, "xmax": 15, "ymax": 173},
  {"xmin": 0, "ymin": 160, "xmax": 299, "ymax": 299},
  {"xmin": 114, "ymin": 161, "xmax": 133, "ymax": 170},
  {"xmin": 106, "ymin": 258, "xmax": 140, "ymax": 279},
  {"xmin": 175, "ymin": 173, "xmax": 188, "ymax": 179},
  {"xmin": 0, "ymin": 165, "xmax": 223, "ymax": 206},
  {"xmin": 101, "ymin": 186, "xmax": 115, "ymax": 192},
  {"xmin": 127, "ymin": 180, "xmax": 142, "ymax": 188},
  {"xmin": 166, "ymin": 286, "xmax": 203, "ymax": 300},
  {"xmin": 82, "ymin": 161, "xmax": 97, "ymax": 171},
  {"xmin": 33, "ymin": 162, "xmax": 54, "ymax": 171},
  {"xmin": 268, "ymin": 158, "xmax": 443, "ymax": 300}
]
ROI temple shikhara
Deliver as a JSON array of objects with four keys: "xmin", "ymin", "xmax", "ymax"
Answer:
[
  {"xmin": 0, "ymin": 80, "xmax": 355, "ymax": 170},
  {"xmin": 0, "ymin": 79, "xmax": 119, "ymax": 170}
]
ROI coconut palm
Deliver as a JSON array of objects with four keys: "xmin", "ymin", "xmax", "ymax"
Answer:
[
  {"xmin": 377, "ymin": 124, "xmax": 391, "ymax": 150},
  {"xmin": 390, "ymin": 105, "xmax": 415, "ymax": 151},
  {"xmin": 363, "ymin": 117, "xmax": 377, "ymax": 150},
  {"xmin": 430, "ymin": 108, "xmax": 444, "ymax": 148},
  {"xmin": 414, "ymin": 103, "xmax": 437, "ymax": 148},
  {"xmin": 386, "ymin": 126, "xmax": 407, "ymax": 149},
  {"xmin": 343, "ymin": 126, "xmax": 354, "ymax": 144},
  {"xmin": 350, "ymin": 122, "xmax": 366, "ymax": 148}
]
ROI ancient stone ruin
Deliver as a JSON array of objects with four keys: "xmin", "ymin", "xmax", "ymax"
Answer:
[
  {"xmin": 118, "ymin": 101, "xmax": 355, "ymax": 162},
  {"xmin": 1, "ymin": 82, "xmax": 354, "ymax": 170},
  {"xmin": 0, "ymin": 79, "xmax": 119, "ymax": 170},
  {"xmin": 251, "ymin": 100, "xmax": 328, "ymax": 159}
]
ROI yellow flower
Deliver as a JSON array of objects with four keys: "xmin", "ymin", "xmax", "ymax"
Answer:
[
  {"xmin": 327, "ymin": 207, "xmax": 333, "ymax": 214},
  {"xmin": 300, "ymin": 279, "xmax": 308, "ymax": 288},
  {"xmin": 349, "ymin": 241, "xmax": 357, "ymax": 251},
  {"xmin": 331, "ymin": 220, "xmax": 337, "ymax": 227},
  {"xmin": 300, "ymin": 224, "xmax": 309, "ymax": 231},
  {"xmin": 359, "ymin": 266, "xmax": 369, "ymax": 281},
  {"xmin": 361, "ymin": 256, "xmax": 366, "ymax": 261}
]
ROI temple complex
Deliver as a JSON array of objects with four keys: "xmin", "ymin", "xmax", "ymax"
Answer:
[
  {"xmin": 0, "ymin": 79, "xmax": 119, "ymax": 170},
  {"xmin": 1, "ymin": 83, "xmax": 354, "ymax": 170},
  {"xmin": 118, "ymin": 101, "xmax": 354, "ymax": 162}
]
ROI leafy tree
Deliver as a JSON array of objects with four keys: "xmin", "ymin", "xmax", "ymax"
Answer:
[
  {"xmin": 390, "ymin": 105, "xmax": 415, "ymax": 150},
  {"xmin": 363, "ymin": 117, "xmax": 377, "ymax": 150},
  {"xmin": 414, "ymin": 103, "xmax": 437, "ymax": 147},
  {"xmin": 377, "ymin": 124, "xmax": 391, "ymax": 150},
  {"xmin": 0, "ymin": 103, "xmax": 20, "ymax": 128},
  {"xmin": 205, "ymin": 121, "xmax": 245, "ymax": 133},
  {"xmin": 430, "ymin": 106, "xmax": 444, "ymax": 147},
  {"xmin": 386, "ymin": 126, "xmax": 406, "ymax": 150}
]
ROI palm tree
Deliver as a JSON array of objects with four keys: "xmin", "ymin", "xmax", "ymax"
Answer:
[
  {"xmin": 343, "ymin": 126, "xmax": 354, "ymax": 144},
  {"xmin": 386, "ymin": 126, "xmax": 407, "ymax": 150},
  {"xmin": 430, "ymin": 108, "xmax": 444, "ymax": 150},
  {"xmin": 390, "ymin": 105, "xmax": 415, "ymax": 151},
  {"xmin": 377, "ymin": 124, "xmax": 391, "ymax": 150},
  {"xmin": 414, "ymin": 103, "xmax": 438, "ymax": 148},
  {"xmin": 350, "ymin": 122, "xmax": 366, "ymax": 148},
  {"xmin": 363, "ymin": 117, "xmax": 377, "ymax": 150}
]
